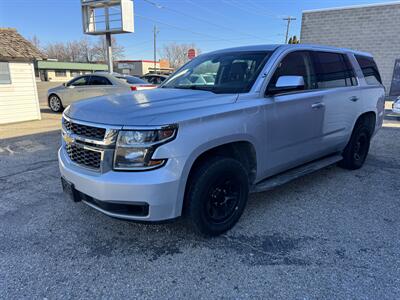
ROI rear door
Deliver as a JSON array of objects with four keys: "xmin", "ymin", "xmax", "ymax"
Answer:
[
  {"xmin": 87, "ymin": 75, "xmax": 115, "ymax": 97},
  {"xmin": 310, "ymin": 51, "xmax": 360, "ymax": 152}
]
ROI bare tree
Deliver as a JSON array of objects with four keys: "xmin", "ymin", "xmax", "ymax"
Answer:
[
  {"xmin": 29, "ymin": 35, "xmax": 42, "ymax": 51},
  {"xmin": 79, "ymin": 37, "xmax": 97, "ymax": 63},
  {"xmin": 66, "ymin": 40, "xmax": 81, "ymax": 62},
  {"xmin": 41, "ymin": 36, "xmax": 124, "ymax": 63},
  {"xmin": 44, "ymin": 42, "xmax": 70, "ymax": 61},
  {"xmin": 94, "ymin": 36, "xmax": 125, "ymax": 62},
  {"xmin": 161, "ymin": 43, "xmax": 201, "ymax": 69}
]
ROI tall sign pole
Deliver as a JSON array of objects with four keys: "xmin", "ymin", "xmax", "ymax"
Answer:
[
  {"xmin": 153, "ymin": 25, "xmax": 159, "ymax": 74},
  {"xmin": 106, "ymin": 33, "xmax": 113, "ymax": 73},
  {"xmin": 283, "ymin": 16, "xmax": 296, "ymax": 44},
  {"xmin": 105, "ymin": 6, "xmax": 113, "ymax": 73},
  {"xmin": 81, "ymin": 0, "xmax": 134, "ymax": 74}
]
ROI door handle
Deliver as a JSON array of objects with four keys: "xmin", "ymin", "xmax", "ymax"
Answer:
[
  {"xmin": 349, "ymin": 96, "xmax": 359, "ymax": 102},
  {"xmin": 311, "ymin": 102, "xmax": 325, "ymax": 109}
]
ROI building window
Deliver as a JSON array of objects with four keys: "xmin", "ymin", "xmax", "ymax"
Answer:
[
  {"xmin": 71, "ymin": 70, "xmax": 81, "ymax": 77},
  {"xmin": 55, "ymin": 70, "xmax": 67, "ymax": 77},
  {"xmin": 0, "ymin": 62, "xmax": 11, "ymax": 84}
]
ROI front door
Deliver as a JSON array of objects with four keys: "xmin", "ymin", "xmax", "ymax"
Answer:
[
  {"xmin": 62, "ymin": 75, "xmax": 91, "ymax": 106},
  {"xmin": 263, "ymin": 51, "xmax": 325, "ymax": 175}
]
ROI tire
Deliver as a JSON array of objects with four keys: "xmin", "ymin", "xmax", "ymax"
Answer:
[
  {"xmin": 48, "ymin": 94, "xmax": 63, "ymax": 113},
  {"xmin": 186, "ymin": 157, "xmax": 249, "ymax": 236},
  {"xmin": 339, "ymin": 122, "xmax": 372, "ymax": 170}
]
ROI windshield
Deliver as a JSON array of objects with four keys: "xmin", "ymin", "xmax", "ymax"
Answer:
[
  {"xmin": 116, "ymin": 75, "xmax": 148, "ymax": 85},
  {"xmin": 162, "ymin": 51, "xmax": 272, "ymax": 93}
]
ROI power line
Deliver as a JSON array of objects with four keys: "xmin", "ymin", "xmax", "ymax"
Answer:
[
  {"xmin": 141, "ymin": 0, "xmax": 266, "ymax": 41},
  {"xmin": 222, "ymin": 0, "xmax": 279, "ymax": 19},
  {"xmin": 245, "ymin": 0, "xmax": 282, "ymax": 18},
  {"xmin": 184, "ymin": 0, "xmax": 233, "ymax": 21},
  {"xmin": 135, "ymin": 14, "xmax": 241, "ymax": 43}
]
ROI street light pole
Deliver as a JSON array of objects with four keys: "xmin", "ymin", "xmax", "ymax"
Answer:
[{"xmin": 283, "ymin": 16, "xmax": 296, "ymax": 44}]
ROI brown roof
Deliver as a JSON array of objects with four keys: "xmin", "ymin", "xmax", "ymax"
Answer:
[{"xmin": 0, "ymin": 28, "xmax": 46, "ymax": 60}]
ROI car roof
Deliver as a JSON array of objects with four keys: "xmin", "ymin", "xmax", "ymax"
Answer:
[
  {"xmin": 143, "ymin": 74, "xmax": 168, "ymax": 78},
  {"xmin": 206, "ymin": 44, "xmax": 373, "ymax": 57}
]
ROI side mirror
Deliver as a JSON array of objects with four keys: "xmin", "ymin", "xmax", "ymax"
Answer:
[{"xmin": 267, "ymin": 75, "xmax": 305, "ymax": 95}]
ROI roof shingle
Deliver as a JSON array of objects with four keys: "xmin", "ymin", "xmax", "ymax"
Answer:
[{"xmin": 0, "ymin": 28, "xmax": 46, "ymax": 60}]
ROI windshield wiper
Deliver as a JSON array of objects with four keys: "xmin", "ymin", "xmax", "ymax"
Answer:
[{"xmin": 170, "ymin": 85, "xmax": 217, "ymax": 93}]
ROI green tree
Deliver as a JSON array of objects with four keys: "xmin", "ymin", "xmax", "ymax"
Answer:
[{"xmin": 288, "ymin": 35, "xmax": 300, "ymax": 44}]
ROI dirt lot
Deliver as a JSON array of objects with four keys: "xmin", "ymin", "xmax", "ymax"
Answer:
[{"xmin": 1, "ymin": 94, "xmax": 400, "ymax": 298}]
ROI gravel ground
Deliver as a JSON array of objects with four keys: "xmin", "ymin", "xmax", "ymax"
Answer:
[{"xmin": 0, "ymin": 122, "xmax": 399, "ymax": 299}]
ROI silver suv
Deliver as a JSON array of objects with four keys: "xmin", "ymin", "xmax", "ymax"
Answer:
[{"xmin": 59, "ymin": 45, "xmax": 385, "ymax": 236}]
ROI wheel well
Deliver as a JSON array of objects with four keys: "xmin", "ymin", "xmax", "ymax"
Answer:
[
  {"xmin": 355, "ymin": 111, "xmax": 376, "ymax": 135},
  {"xmin": 48, "ymin": 93, "xmax": 59, "ymax": 102},
  {"xmin": 188, "ymin": 141, "xmax": 257, "ymax": 185}
]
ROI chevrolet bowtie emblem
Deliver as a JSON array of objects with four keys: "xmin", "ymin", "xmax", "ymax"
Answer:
[{"xmin": 63, "ymin": 133, "xmax": 75, "ymax": 144}]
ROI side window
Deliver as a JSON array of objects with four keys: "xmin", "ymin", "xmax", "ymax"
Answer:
[
  {"xmin": 0, "ymin": 62, "xmax": 11, "ymax": 84},
  {"xmin": 355, "ymin": 55, "xmax": 382, "ymax": 85},
  {"xmin": 268, "ymin": 51, "xmax": 316, "ymax": 92},
  {"xmin": 89, "ymin": 75, "xmax": 112, "ymax": 86},
  {"xmin": 147, "ymin": 76, "xmax": 156, "ymax": 84},
  {"xmin": 312, "ymin": 51, "xmax": 356, "ymax": 89},
  {"xmin": 69, "ymin": 76, "xmax": 89, "ymax": 87}
]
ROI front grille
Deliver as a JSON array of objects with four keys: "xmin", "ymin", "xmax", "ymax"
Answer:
[
  {"xmin": 63, "ymin": 118, "xmax": 106, "ymax": 140},
  {"xmin": 66, "ymin": 144, "xmax": 101, "ymax": 170}
]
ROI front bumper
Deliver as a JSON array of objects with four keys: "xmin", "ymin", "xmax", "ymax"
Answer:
[{"xmin": 58, "ymin": 148, "xmax": 184, "ymax": 221}]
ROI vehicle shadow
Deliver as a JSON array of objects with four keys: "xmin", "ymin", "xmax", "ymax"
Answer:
[{"xmin": 1, "ymin": 125, "xmax": 399, "ymax": 263}]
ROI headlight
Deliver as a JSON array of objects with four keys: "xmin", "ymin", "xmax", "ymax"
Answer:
[{"xmin": 113, "ymin": 126, "xmax": 177, "ymax": 171}]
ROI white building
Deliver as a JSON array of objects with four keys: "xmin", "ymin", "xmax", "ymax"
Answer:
[{"xmin": 0, "ymin": 28, "xmax": 44, "ymax": 124}]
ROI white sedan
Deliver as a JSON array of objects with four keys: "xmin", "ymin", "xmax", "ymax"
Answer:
[{"xmin": 47, "ymin": 73, "xmax": 156, "ymax": 112}]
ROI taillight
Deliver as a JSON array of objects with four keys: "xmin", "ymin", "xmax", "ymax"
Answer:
[{"xmin": 131, "ymin": 85, "xmax": 156, "ymax": 91}]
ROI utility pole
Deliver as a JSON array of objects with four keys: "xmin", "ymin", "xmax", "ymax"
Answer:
[
  {"xmin": 153, "ymin": 25, "xmax": 159, "ymax": 74},
  {"xmin": 283, "ymin": 16, "xmax": 296, "ymax": 44}
]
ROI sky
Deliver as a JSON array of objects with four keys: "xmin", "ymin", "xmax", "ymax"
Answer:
[{"xmin": 0, "ymin": 0, "xmax": 395, "ymax": 60}]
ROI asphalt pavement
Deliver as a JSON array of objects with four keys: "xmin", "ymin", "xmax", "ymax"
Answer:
[{"xmin": 0, "ymin": 120, "xmax": 399, "ymax": 298}]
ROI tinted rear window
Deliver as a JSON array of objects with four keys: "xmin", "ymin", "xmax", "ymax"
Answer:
[
  {"xmin": 117, "ymin": 76, "xmax": 147, "ymax": 84},
  {"xmin": 355, "ymin": 55, "xmax": 382, "ymax": 85},
  {"xmin": 312, "ymin": 51, "xmax": 356, "ymax": 89},
  {"xmin": 89, "ymin": 76, "xmax": 112, "ymax": 85}
]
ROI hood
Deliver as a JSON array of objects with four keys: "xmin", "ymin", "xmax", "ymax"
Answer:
[
  {"xmin": 65, "ymin": 88, "xmax": 238, "ymax": 126},
  {"xmin": 48, "ymin": 85, "xmax": 65, "ymax": 93}
]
